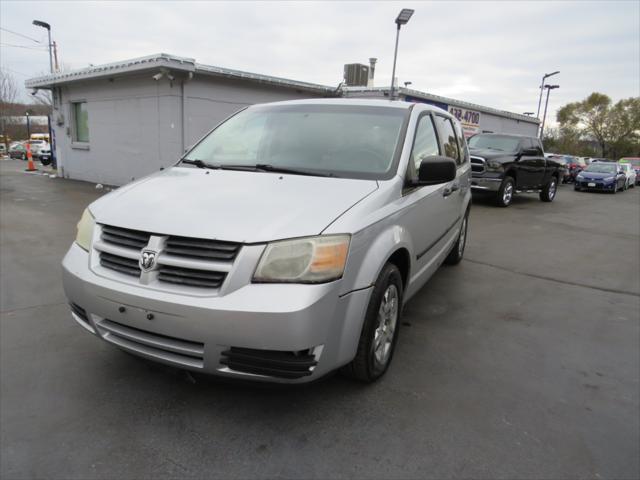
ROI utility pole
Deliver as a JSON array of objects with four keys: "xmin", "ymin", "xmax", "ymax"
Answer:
[{"xmin": 53, "ymin": 41, "xmax": 59, "ymax": 72}]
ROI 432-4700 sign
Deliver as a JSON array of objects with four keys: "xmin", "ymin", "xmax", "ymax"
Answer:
[{"xmin": 448, "ymin": 106, "xmax": 481, "ymax": 137}]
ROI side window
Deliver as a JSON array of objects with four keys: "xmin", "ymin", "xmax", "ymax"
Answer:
[
  {"xmin": 435, "ymin": 116, "xmax": 461, "ymax": 165},
  {"xmin": 535, "ymin": 138, "xmax": 544, "ymax": 155},
  {"xmin": 452, "ymin": 120, "xmax": 468, "ymax": 164},
  {"xmin": 410, "ymin": 115, "xmax": 440, "ymax": 171}
]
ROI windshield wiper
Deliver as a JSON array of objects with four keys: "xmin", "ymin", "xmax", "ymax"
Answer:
[
  {"xmin": 182, "ymin": 160, "xmax": 336, "ymax": 177},
  {"xmin": 252, "ymin": 164, "xmax": 335, "ymax": 177},
  {"xmin": 181, "ymin": 160, "xmax": 257, "ymax": 172},
  {"xmin": 181, "ymin": 159, "xmax": 215, "ymax": 169}
]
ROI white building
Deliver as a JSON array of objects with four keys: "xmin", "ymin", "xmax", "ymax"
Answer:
[{"xmin": 26, "ymin": 53, "xmax": 539, "ymax": 185}]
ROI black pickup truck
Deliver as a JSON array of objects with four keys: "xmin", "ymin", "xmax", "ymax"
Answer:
[{"xmin": 468, "ymin": 133, "xmax": 562, "ymax": 207}]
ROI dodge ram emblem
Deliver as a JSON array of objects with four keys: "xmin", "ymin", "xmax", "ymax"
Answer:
[{"xmin": 140, "ymin": 250, "xmax": 157, "ymax": 271}]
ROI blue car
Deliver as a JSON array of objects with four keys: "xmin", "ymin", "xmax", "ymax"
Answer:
[{"xmin": 574, "ymin": 162, "xmax": 626, "ymax": 193}]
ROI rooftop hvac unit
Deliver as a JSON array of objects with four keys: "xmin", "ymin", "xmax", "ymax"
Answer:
[{"xmin": 344, "ymin": 63, "xmax": 370, "ymax": 87}]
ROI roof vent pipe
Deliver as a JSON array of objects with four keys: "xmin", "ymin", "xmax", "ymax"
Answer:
[{"xmin": 368, "ymin": 58, "xmax": 377, "ymax": 87}]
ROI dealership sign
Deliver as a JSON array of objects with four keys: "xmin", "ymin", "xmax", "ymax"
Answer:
[
  {"xmin": 404, "ymin": 95, "xmax": 481, "ymax": 138},
  {"xmin": 448, "ymin": 106, "xmax": 481, "ymax": 138}
]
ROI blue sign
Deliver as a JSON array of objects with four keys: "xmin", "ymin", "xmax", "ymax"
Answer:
[{"xmin": 404, "ymin": 95, "xmax": 448, "ymax": 112}]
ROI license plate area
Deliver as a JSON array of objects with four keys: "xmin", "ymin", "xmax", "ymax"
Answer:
[{"xmin": 588, "ymin": 182, "xmax": 596, "ymax": 187}]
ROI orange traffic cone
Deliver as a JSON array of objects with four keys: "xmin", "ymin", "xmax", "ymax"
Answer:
[{"xmin": 25, "ymin": 143, "xmax": 37, "ymax": 172}]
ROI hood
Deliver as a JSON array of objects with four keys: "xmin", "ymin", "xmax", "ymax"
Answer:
[
  {"xmin": 468, "ymin": 148, "xmax": 516, "ymax": 160},
  {"xmin": 90, "ymin": 167, "xmax": 378, "ymax": 243}
]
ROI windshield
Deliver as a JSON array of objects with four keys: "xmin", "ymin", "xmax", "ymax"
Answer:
[
  {"xmin": 183, "ymin": 104, "xmax": 408, "ymax": 179},
  {"xmin": 621, "ymin": 158, "xmax": 640, "ymax": 167},
  {"xmin": 585, "ymin": 163, "xmax": 617, "ymax": 174},
  {"xmin": 468, "ymin": 135, "xmax": 520, "ymax": 152}
]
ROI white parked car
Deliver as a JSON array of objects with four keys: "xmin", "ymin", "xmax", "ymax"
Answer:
[
  {"xmin": 27, "ymin": 140, "xmax": 49, "ymax": 158},
  {"xmin": 619, "ymin": 163, "xmax": 636, "ymax": 189}
]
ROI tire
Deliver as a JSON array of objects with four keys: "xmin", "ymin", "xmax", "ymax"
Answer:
[
  {"xmin": 342, "ymin": 263, "xmax": 403, "ymax": 383},
  {"xmin": 624, "ymin": 180, "xmax": 629, "ymax": 191},
  {"xmin": 496, "ymin": 176, "xmax": 515, "ymax": 207},
  {"xmin": 40, "ymin": 157, "xmax": 51, "ymax": 166},
  {"xmin": 574, "ymin": 185, "xmax": 581, "ymax": 192},
  {"xmin": 445, "ymin": 211, "xmax": 469, "ymax": 265},
  {"xmin": 540, "ymin": 176, "xmax": 558, "ymax": 202},
  {"xmin": 611, "ymin": 184, "xmax": 617, "ymax": 194}
]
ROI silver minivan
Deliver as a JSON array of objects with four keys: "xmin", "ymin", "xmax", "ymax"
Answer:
[{"xmin": 63, "ymin": 99, "xmax": 471, "ymax": 383}]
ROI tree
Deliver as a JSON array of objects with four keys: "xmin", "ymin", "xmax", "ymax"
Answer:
[
  {"xmin": 557, "ymin": 93, "xmax": 640, "ymax": 158},
  {"xmin": 0, "ymin": 70, "xmax": 17, "ymax": 107},
  {"xmin": 1, "ymin": 71, "xmax": 19, "ymax": 148}
]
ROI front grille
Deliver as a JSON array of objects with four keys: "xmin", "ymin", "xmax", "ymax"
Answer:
[
  {"xmin": 165, "ymin": 235, "xmax": 240, "ymax": 261},
  {"xmin": 101, "ymin": 225, "xmax": 151, "ymax": 250},
  {"xmin": 158, "ymin": 265, "xmax": 226, "ymax": 288},
  {"xmin": 99, "ymin": 251, "xmax": 141, "ymax": 277},
  {"xmin": 96, "ymin": 319, "xmax": 205, "ymax": 369},
  {"xmin": 220, "ymin": 347, "xmax": 317, "ymax": 379},
  {"xmin": 95, "ymin": 225, "xmax": 239, "ymax": 291},
  {"xmin": 470, "ymin": 156, "xmax": 486, "ymax": 174}
]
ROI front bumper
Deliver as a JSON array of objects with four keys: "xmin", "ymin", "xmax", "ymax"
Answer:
[
  {"xmin": 62, "ymin": 243, "xmax": 371, "ymax": 383},
  {"xmin": 575, "ymin": 180, "xmax": 616, "ymax": 191},
  {"xmin": 470, "ymin": 175, "xmax": 502, "ymax": 192}
]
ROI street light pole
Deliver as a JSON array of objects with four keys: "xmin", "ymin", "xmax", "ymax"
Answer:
[
  {"xmin": 26, "ymin": 112, "xmax": 31, "ymax": 139},
  {"xmin": 536, "ymin": 70, "xmax": 560, "ymax": 119},
  {"xmin": 32, "ymin": 20, "xmax": 57, "ymax": 168},
  {"xmin": 390, "ymin": 8, "xmax": 414, "ymax": 100},
  {"xmin": 540, "ymin": 84, "xmax": 559, "ymax": 140},
  {"xmin": 32, "ymin": 20, "xmax": 53, "ymax": 73}
]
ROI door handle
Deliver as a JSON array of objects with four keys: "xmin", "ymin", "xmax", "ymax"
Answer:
[{"xmin": 443, "ymin": 183, "xmax": 459, "ymax": 197}]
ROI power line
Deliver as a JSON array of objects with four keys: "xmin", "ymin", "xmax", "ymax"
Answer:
[
  {"xmin": 1, "ymin": 65, "xmax": 31, "ymax": 77},
  {"xmin": 0, "ymin": 27, "xmax": 42, "ymax": 44},
  {"xmin": 0, "ymin": 43, "xmax": 48, "ymax": 51}
]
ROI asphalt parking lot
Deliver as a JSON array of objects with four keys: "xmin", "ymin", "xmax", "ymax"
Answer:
[{"xmin": 1, "ymin": 158, "xmax": 638, "ymax": 479}]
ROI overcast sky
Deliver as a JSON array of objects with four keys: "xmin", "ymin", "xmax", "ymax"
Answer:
[{"xmin": 1, "ymin": 1, "xmax": 638, "ymax": 125}]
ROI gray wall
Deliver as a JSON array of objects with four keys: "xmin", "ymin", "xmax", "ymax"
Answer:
[
  {"xmin": 478, "ymin": 112, "xmax": 538, "ymax": 136},
  {"xmin": 54, "ymin": 73, "xmax": 324, "ymax": 186},
  {"xmin": 184, "ymin": 77, "xmax": 321, "ymax": 149}
]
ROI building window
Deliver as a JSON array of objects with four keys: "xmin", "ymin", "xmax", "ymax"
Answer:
[{"xmin": 72, "ymin": 101, "xmax": 89, "ymax": 143}]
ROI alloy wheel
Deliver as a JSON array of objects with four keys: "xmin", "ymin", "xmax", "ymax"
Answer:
[
  {"xmin": 503, "ymin": 183, "xmax": 514, "ymax": 205},
  {"xmin": 373, "ymin": 284, "xmax": 399, "ymax": 367}
]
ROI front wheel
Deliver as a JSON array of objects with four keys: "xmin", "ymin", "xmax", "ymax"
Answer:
[
  {"xmin": 540, "ymin": 176, "xmax": 558, "ymax": 202},
  {"xmin": 342, "ymin": 263, "xmax": 403, "ymax": 383},
  {"xmin": 496, "ymin": 176, "xmax": 515, "ymax": 207},
  {"xmin": 445, "ymin": 212, "xmax": 469, "ymax": 265}
]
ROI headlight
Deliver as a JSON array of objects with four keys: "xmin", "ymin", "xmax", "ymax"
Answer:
[
  {"xmin": 253, "ymin": 234, "xmax": 350, "ymax": 283},
  {"xmin": 576, "ymin": 174, "xmax": 584, "ymax": 179},
  {"xmin": 604, "ymin": 176, "xmax": 615, "ymax": 182},
  {"xmin": 486, "ymin": 160, "xmax": 503, "ymax": 170},
  {"xmin": 75, "ymin": 208, "xmax": 95, "ymax": 251}
]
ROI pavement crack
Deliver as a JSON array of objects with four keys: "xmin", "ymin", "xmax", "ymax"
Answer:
[
  {"xmin": 0, "ymin": 301, "xmax": 67, "ymax": 315},
  {"xmin": 464, "ymin": 258, "xmax": 640, "ymax": 298}
]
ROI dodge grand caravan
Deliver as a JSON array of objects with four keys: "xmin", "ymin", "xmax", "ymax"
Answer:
[{"xmin": 62, "ymin": 99, "xmax": 471, "ymax": 383}]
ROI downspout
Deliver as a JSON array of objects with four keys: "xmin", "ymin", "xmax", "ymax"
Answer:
[
  {"xmin": 181, "ymin": 72, "xmax": 193, "ymax": 153},
  {"xmin": 181, "ymin": 79, "xmax": 186, "ymax": 153}
]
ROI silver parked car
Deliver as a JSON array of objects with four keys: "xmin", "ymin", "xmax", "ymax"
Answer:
[
  {"xmin": 618, "ymin": 163, "xmax": 636, "ymax": 189},
  {"xmin": 62, "ymin": 99, "xmax": 471, "ymax": 383}
]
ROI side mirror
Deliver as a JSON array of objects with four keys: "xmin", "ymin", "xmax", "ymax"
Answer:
[
  {"xmin": 417, "ymin": 156, "xmax": 457, "ymax": 185},
  {"xmin": 521, "ymin": 148, "xmax": 538, "ymax": 156}
]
